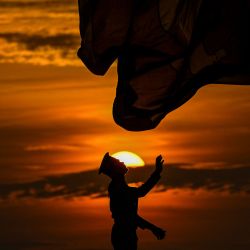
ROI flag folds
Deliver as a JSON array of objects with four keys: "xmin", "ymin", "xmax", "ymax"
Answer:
[{"xmin": 78, "ymin": 0, "xmax": 250, "ymax": 131}]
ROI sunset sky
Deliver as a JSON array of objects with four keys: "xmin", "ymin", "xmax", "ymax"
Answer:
[{"xmin": 0, "ymin": 1, "xmax": 250, "ymax": 250}]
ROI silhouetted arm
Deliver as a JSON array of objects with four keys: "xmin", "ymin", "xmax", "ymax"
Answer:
[
  {"xmin": 136, "ymin": 171, "xmax": 161, "ymax": 197},
  {"xmin": 137, "ymin": 215, "xmax": 166, "ymax": 240},
  {"xmin": 137, "ymin": 155, "xmax": 164, "ymax": 197},
  {"xmin": 137, "ymin": 215, "xmax": 156, "ymax": 230}
]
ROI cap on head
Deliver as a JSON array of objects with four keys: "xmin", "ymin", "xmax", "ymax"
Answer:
[{"xmin": 99, "ymin": 152, "xmax": 111, "ymax": 175}]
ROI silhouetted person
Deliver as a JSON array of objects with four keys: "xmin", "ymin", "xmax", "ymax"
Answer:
[{"xmin": 99, "ymin": 153, "xmax": 166, "ymax": 250}]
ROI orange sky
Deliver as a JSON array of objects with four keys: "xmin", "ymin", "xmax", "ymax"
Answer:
[
  {"xmin": 0, "ymin": 62, "xmax": 250, "ymax": 183},
  {"xmin": 0, "ymin": 2, "xmax": 250, "ymax": 250},
  {"xmin": 0, "ymin": 1, "xmax": 249, "ymax": 183},
  {"xmin": 1, "ymin": 190, "xmax": 249, "ymax": 250}
]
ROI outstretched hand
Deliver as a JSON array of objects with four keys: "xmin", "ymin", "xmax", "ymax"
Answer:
[
  {"xmin": 151, "ymin": 226, "xmax": 166, "ymax": 240},
  {"xmin": 155, "ymin": 155, "xmax": 164, "ymax": 174}
]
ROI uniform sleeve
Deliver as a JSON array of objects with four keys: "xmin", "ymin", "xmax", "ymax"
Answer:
[
  {"xmin": 136, "ymin": 171, "xmax": 161, "ymax": 197},
  {"xmin": 137, "ymin": 215, "xmax": 156, "ymax": 230}
]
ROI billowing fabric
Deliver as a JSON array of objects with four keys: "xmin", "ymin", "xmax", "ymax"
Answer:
[{"xmin": 78, "ymin": 0, "xmax": 250, "ymax": 131}]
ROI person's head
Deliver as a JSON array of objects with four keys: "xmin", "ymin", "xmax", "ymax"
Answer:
[{"xmin": 99, "ymin": 152, "xmax": 128, "ymax": 178}]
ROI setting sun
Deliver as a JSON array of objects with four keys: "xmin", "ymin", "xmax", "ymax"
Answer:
[{"xmin": 111, "ymin": 151, "xmax": 145, "ymax": 167}]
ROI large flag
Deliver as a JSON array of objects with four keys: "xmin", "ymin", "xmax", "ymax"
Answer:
[{"xmin": 78, "ymin": 0, "xmax": 250, "ymax": 131}]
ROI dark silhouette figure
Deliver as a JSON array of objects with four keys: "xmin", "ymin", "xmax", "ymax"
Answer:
[{"xmin": 99, "ymin": 153, "xmax": 166, "ymax": 250}]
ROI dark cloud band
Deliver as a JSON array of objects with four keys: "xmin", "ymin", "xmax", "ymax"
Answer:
[
  {"xmin": 0, "ymin": 32, "xmax": 79, "ymax": 50},
  {"xmin": 1, "ymin": 164, "xmax": 249, "ymax": 201},
  {"xmin": 0, "ymin": 0, "xmax": 73, "ymax": 8}
]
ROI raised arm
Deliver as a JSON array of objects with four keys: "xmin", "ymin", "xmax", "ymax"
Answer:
[
  {"xmin": 137, "ymin": 155, "xmax": 164, "ymax": 197},
  {"xmin": 137, "ymin": 215, "xmax": 166, "ymax": 240}
]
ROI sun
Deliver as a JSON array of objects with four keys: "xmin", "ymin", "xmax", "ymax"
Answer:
[{"xmin": 111, "ymin": 151, "xmax": 145, "ymax": 167}]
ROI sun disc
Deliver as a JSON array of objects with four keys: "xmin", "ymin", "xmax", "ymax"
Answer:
[{"xmin": 111, "ymin": 151, "xmax": 145, "ymax": 167}]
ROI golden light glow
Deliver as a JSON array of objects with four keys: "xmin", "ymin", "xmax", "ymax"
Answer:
[{"xmin": 111, "ymin": 151, "xmax": 145, "ymax": 167}]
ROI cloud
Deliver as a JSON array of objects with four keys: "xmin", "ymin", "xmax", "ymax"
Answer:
[
  {"xmin": 0, "ymin": 32, "xmax": 79, "ymax": 50},
  {"xmin": 0, "ymin": 117, "xmax": 116, "ymax": 182},
  {"xmin": 0, "ymin": 0, "xmax": 80, "ymax": 66},
  {"xmin": 0, "ymin": 32, "xmax": 81, "ymax": 66},
  {"xmin": 0, "ymin": 117, "xmax": 113, "ymax": 142},
  {"xmin": 24, "ymin": 144, "xmax": 84, "ymax": 152},
  {"xmin": 0, "ymin": 0, "xmax": 73, "ymax": 8},
  {"xmin": 0, "ymin": 164, "xmax": 249, "ymax": 201}
]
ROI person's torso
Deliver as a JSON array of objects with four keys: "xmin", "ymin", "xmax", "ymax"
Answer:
[{"xmin": 109, "ymin": 183, "xmax": 138, "ymax": 229}]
